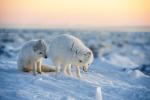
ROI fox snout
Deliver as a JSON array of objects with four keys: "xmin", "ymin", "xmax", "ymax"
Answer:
[
  {"xmin": 83, "ymin": 66, "xmax": 88, "ymax": 72},
  {"xmin": 45, "ymin": 55, "xmax": 48, "ymax": 58}
]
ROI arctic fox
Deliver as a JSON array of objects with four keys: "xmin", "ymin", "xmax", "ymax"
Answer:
[
  {"xmin": 17, "ymin": 39, "xmax": 55, "ymax": 75},
  {"xmin": 48, "ymin": 34, "xmax": 94, "ymax": 77}
]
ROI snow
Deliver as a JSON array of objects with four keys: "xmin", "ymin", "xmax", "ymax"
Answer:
[
  {"xmin": 127, "ymin": 70, "xmax": 147, "ymax": 78},
  {"xmin": 96, "ymin": 87, "xmax": 103, "ymax": 100},
  {"xmin": 100, "ymin": 53, "xmax": 138, "ymax": 68},
  {"xmin": 0, "ymin": 29, "xmax": 150, "ymax": 100}
]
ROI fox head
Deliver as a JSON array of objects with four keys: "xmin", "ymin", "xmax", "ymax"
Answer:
[
  {"xmin": 33, "ymin": 39, "xmax": 48, "ymax": 59},
  {"xmin": 76, "ymin": 48, "xmax": 94, "ymax": 72}
]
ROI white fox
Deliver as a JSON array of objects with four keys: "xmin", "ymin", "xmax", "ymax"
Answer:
[
  {"xmin": 48, "ymin": 34, "xmax": 94, "ymax": 78},
  {"xmin": 17, "ymin": 39, "xmax": 55, "ymax": 75}
]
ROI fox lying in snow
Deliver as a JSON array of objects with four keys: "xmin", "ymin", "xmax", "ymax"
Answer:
[
  {"xmin": 17, "ymin": 39, "xmax": 55, "ymax": 75},
  {"xmin": 48, "ymin": 34, "xmax": 94, "ymax": 78}
]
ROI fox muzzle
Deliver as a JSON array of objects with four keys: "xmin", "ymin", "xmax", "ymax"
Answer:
[
  {"xmin": 83, "ymin": 66, "xmax": 88, "ymax": 72},
  {"xmin": 45, "ymin": 55, "xmax": 47, "ymax": 58}
]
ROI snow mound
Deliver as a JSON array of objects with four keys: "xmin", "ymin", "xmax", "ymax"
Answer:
[
  {"xmin": 128, "ymin": 70, "xmax": 147, "ymax": 78},
  {"xmin": 101, "ymin": 54, "xmax": 138, "ymax": 68}
]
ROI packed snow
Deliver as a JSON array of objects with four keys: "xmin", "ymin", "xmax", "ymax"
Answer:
[{"xmin": 0, "ymin": 29, "xmax": 150, "ymax": 100}]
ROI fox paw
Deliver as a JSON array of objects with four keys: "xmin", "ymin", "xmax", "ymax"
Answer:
[
  {"xmin": 37, "ymin": 71, "xmax": 42, "ymax": 74},
  {"xmin": 77, "ymin": 74, "xmax": 81, "ymax": 78}
]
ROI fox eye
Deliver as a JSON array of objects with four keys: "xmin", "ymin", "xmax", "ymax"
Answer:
[
  {"xmin": 84, "ymin": 54, "xmax": 87, "ymax": 56},
  {"xmin": 39, "ymin": 52, "xmax": 43, "ymax": 54},
  {"xmin": 85, "ymin": 52, "xmax": 91, "ymax": 56},
  {"xmin": 79, "ymin": 60, "xmax": 82, "ymax": 63}
]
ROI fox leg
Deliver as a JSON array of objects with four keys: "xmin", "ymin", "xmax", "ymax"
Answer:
[
  {"xmin": 56, "ymin": 64, "xmax": 60, "ymax": 73},
  {"xmin": 63, "ymin": 64, "xmax": 67, "ymax": 75},
  {"xmin": 37, "ymin": 61, "xmax": 42, "ymax": 74},
  {"xmin": 66, "ymin": 64, "xmax": 72, "ymax": 76},
  {"xmin": 76, "ymin": 66, "xmax": 81, "ymax": 78},
  {"xmin": 53, "ymin": 62, "xmax": 60, "ymax": 77},
  {"xmin": 32, "ymin": 62, "xmax": 37, "ymax": 75},
  {"xmin": 52, "ymin": 60, "xmax": 60, "ymax": 72}
]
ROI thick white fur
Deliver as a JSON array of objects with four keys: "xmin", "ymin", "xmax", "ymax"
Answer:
[
  {"xmin": 17, "ymin": 40, "xmax": 48, "ymax": 75},
  {"xmin": 48, "ymin": 34, "xmax": 94, "ymax": 78}
]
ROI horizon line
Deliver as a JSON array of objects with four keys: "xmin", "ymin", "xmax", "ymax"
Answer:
[
  {"xmin": 0, "ymin": 25, "xmax": 150, "ymax": 32},
  {"xmin": 0, "ymin": 24, "xmax": 150, "ymax": 29}
]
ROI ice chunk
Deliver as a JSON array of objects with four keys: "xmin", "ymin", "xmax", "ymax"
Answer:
[{"xmin": 96, "ymin": 87, "xmax": 103, "ymax": 100}]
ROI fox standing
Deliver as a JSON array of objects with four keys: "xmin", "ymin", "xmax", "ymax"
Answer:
[{"xmin": 48, "ymin": 34, "xmax": 94, "ymax": 78}]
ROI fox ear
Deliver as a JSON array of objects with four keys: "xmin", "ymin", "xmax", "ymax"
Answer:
[
  {"xmin": 38, "ymin": 39, "xmax": 43, "ymax": 44},
  {"xmin": 33, "ymin": 40, "xmax": 42, "ymax": 51},
  {"xmin": 33, "ymin": 44, "xmax": 39, "ymax": 51}
]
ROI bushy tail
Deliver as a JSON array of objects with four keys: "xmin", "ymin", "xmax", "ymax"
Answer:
[
  {"xmin": 41, "ymin": 65, "xmax": 56, "ymax": 72},
  {"xmin": 22, "ymin": 65, "xmax": 56, "ymax": 72}
]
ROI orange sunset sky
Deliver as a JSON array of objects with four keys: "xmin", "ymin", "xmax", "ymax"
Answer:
[{"xmin": 0, "ymin": 0, "xmax": 150, "ymax": 28}]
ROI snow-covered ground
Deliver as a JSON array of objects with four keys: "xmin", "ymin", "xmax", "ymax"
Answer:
[{"xmin": 0, "ymin": 29, "xmax": 150, "ymax": 100}]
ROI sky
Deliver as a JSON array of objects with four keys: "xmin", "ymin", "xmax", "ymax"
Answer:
[{"xmin": 0, "ymin": 0, "xmax": 150, "ymax": 28}]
